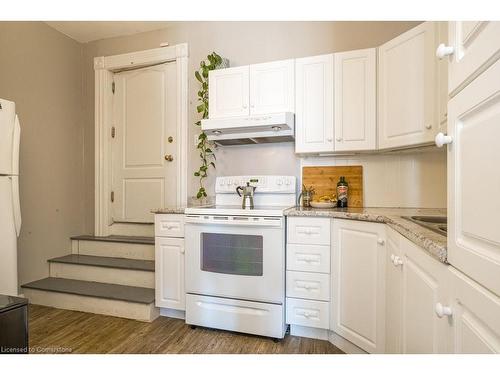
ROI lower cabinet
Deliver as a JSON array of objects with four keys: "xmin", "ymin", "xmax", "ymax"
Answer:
[
  {"xmin": 385, "ymin": 228, "xmax": 451, "ymax": 353},
  {"xmin": 155, "ymin": 237, "xmax": 185, "ymax": 310},
  {"xmin": 331, "ymin": 219, "xmax": 387, "ymax": 353},
  {"xmin": 448, "ymin": 267, "xmax": 500, "ymax": 353}
]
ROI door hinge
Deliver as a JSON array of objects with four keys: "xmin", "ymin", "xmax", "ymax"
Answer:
[
  {"xmin": 111, "ymin": 126, "xmax": 116, "ymax": 138},
  {"xmin": 112, "ymin": 81, "xmax": 115, "ymax": 94},
  {"xmin": 111, "ymin": 191, "xmax": 114, "ymax": 203}
]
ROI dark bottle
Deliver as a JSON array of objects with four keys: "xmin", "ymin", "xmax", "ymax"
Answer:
[{"xmin": 336, "ymin": 176, "xmax": 348, "ymax": 208}]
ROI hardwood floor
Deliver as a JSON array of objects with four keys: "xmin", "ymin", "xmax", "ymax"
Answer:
[{"xmin": 28, "ymin": 304, "xmax": 344, "ymax": 354}]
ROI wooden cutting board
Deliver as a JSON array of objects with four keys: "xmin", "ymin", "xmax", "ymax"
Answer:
[{"xmin": 302, "ymin": 166, "xmax": 363, "ymax": 208}]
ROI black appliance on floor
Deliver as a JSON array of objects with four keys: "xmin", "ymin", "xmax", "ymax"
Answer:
[{"xmin": 0, "ymin": 295, "xmax": 28, "ymax": 354}]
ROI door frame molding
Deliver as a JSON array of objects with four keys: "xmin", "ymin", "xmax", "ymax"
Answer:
[{"xmin": 94, "ymin": 43, "xmax": 189, "ymax": 236}]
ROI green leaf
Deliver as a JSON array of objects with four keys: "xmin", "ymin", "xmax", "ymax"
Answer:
[
  {"xmin": 195, "ymin": 120, "xmax": 201, "ymax": 126},
  {"xmin": 195, "ymin": 71, "xmax": 203, "ymax": 83},
  {"xmin": 210, "ymin": 162, "xmax": 216, "ymax": 168},
  {"xmin": 196, "ymin": 103, "xmax": 205, "ymax": 113},
  {"xmin": 205, "ymin": 148, "xmax": 212, "ymax": 153},
  {"xmin": 194, "ymin": 172, "xmax": 200, "ymax": 177},
  {"xmin": 196, "ymin": 191, "xmax": 202, "ymax": 199}
]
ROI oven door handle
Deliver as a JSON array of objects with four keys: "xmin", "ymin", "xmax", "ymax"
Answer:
[{"xmin": 184, "ymin": 214, "xmax": 283, "ymax": 228}]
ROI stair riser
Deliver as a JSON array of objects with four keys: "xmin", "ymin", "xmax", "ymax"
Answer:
[
  {"xmin": 23, "ymin": 289, "xmax": 159, "ymax": 322},
  {"xmin": 109, "ymin": 223, "xmax": 154, "ymax": 237},
  {"xmin": 73, "ymin": 240, "xmax": 154, "ymax": 260},
  {"xmin": 49, "ymin": 263, "xmax": 155, "ymax": 288}
]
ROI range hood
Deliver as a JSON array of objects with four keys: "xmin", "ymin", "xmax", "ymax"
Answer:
[{"xmin": 201, "ymin": 112, "xmax": 294, "ymax": 146}]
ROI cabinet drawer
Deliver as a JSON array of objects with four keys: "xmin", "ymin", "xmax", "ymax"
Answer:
[
  {"xmin": 287, "ymin": 243, "xmax": 330, "ymax": 273},
  {"xmin": 286, "ymin": 271, "xmax": 330, "ymax": 301},
  {"xmin": 155, "ymin": 214, "xmax": 185, "ymax": 238},
  {"xmin": 286, "ymin": 297, "xmax": 330, "ymax": 329},
  {"xmin": 287, "ymin": 217, "xmax": 331, "ymax": 245}
]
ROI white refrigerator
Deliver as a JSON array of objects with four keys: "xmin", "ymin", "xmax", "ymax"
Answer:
[{"xmin": 0, "ymin": 98, "xmax": 21, "ymax": 296}]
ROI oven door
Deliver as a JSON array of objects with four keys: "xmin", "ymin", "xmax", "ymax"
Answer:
[{"xmin": 185, "ymin": 214, "xmax": 285, "ymax": 304}]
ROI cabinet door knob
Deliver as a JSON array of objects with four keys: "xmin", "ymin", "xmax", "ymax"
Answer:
[
  {"xmin": 435, "ymin": 132, "xmax": 453, "ymax": 148},
  {"xmin": 426, "ymin": 124, "xmax": 432, "ymax": 130},
  {"xmin": 377, "ymin": 238, "xmax": 385, "ymax": 245},
  {"xmin": 180, "ymin": 248, "xmax": 185, "ymax": 254},
  {"xmin": 327, "ymin": 138, "xmax": 333, "ymax": 142},
  {"xmin": 435, "ymin": 302, "xmax": 452, "ymax": 318},
  {"xmin": 391, "ymin": 255, "xmax": 403, "ymax": 266},
  {"xmin": 336, "ymin": 137, "xmax": 342, "ymax": 142},
  {"xmin": 436, "ymin": 44, "xmax": 455, "ymax": 59}
]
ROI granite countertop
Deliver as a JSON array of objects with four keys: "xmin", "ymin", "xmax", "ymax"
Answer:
[
  {"xmin": 151, "ymin": 197, "xmax": 215, "ymax": 214},
  {"xmin": 285, "ymin": 206, "xmax": 448, "ymax": 263}
]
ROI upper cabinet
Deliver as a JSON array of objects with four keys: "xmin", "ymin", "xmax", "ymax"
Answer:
[
  {"xmin": 208, "ymin": 60, "xmax": 294, "ymax": 119},
  {"xmin": 378, "ymin": 22, "xmax": 439, "ymax": 149},
  {"xmin": 249, "ymin": 59, "xmax": 295, "ymax": 115},
  {"xmin": 334, "ymin": 48, "xmax": 377, "ymax": 151},
  {"xmin": 447, "ymin": 22, "xmax": 500, "ymax": 96},
  {"xmin": 209, "ymin": 65, "xmax": 249, "ymax": 119},
  {"xmin": 295, "ymin": 54, "xmax": 335, "ymax": 154}
]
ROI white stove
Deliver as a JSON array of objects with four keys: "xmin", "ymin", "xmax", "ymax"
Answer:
[
  {"xmin": 184, "ymin": 175, "xmax": 296, "ymax": 339},
  {"xmin": 185, "ymin": 175, "xmax": 296, "ymax": 217}
]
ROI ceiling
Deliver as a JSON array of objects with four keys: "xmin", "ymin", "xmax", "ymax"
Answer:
[{"xmin": 45, "ymin": 21, "xmax": 173, "ymax": 43}]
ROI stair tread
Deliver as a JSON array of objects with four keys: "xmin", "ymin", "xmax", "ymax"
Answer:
[
  {"xmin": 22, "ymin": 278, "xmax": 155, "ymax": 304},
  {"xmin": 48, "ymin": 254, "xmax": 155, "ymax": 272},
  {"xmin": 71, "ymin": 235, "xmax": 154, "ymax": 245}
]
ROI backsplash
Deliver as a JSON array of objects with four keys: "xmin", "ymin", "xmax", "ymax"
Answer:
[{"xmin": 216, "ymin": 144, "xmax": 447, "ymax": 208}]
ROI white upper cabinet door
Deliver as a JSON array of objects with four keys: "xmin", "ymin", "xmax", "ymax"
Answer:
[
  {"xmin": 448, "ymin": 22, "xmax": 500, "ymax": 96},
  {"xmin": 331, "ymin": 219, "xmax": 386, "ymax": 353},
  {"xmin": 295, "ymin": 54, "xmax": 335, "ymax": 154},
  {"xmin": 334, "ymin": 48, "xmax": 377, "ymax": 151},
  {"xmin": 249, "ymin": 59, "xmax": 294, "ymax": 115},
  {"xmin": 378, "ymin": 22, "xmax": 438, "ymax": 149},
  {"xmin": 449, "ymin": 268, "xmax": 500, "ymax": 353},
  {"xmin": 399, "ymin": 236, "xmax": 451, "ymax": 354},
  {"xmin": 447, "ymin": 58, "xmax": 500, "ymax": 297},
  {"xmin": 208, "ymin": 66, "xmax": 250, "ymax": 119}
]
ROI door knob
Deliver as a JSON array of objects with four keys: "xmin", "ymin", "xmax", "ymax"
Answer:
[
  {"xmin": 435, "ymin": 302, "xmax": 453, "ymax": 318},
  {"xmin": 436, "ymin": 44, "xmax": 455, "ymax": 59},
  {"xmin": 164, "ymin": 154, "xmax": 174, "ymax": 162},
  {"xmin": 435, "ymin": 132, "xmax": 453, "ymax": 148}
]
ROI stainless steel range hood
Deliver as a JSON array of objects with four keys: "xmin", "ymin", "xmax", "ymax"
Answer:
[{"xmin": 201, "ymin": 112, "xmax": 294, "ymax": 146}]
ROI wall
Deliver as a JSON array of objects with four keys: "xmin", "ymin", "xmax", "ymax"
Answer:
[
  {"xmin": 0, "ymin": 22, "xmax": 85, "ymax": 286},
  {"xmin": 82, "ymin": 21, "xmax": 428, "ymax": 232}
]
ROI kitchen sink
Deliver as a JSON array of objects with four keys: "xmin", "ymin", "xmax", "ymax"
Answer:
[{"xmin": 402, "ymin": 216, "xmax": 447, "ymax": 236}]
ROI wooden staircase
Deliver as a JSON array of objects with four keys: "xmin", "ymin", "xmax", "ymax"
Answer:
[{"xmin": 22, "ymin": 235, "xmax": 159, "ymax": 322}]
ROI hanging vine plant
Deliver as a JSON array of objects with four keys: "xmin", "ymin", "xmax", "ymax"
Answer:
[{"xmin": 194, "ymin": 52, "xmax": 227, "ymax": 199}]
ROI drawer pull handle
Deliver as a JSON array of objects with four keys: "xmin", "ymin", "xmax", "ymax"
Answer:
[{"xmin": 299, "ymin": 311, "xmax": 317, "ymax": 319}]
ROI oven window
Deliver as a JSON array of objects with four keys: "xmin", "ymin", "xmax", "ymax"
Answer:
[{"xmin": 201, "ymin": 233, "xmax": 263, "ymax": 276}]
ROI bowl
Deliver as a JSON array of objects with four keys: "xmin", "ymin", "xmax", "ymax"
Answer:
[{"xmin": 310, "ymin": 201, "xmax": 336, "ymax": 209}]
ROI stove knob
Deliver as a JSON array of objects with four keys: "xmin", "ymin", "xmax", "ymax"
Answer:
[
  {"xmin": 285, "ymin": 179, "xmax": 291, "ymax": 185},
  {"xmin": 220, "ymin": 180, "xmax": 226, "ymax": 186},
  {"xmin": 277, "ymin": 179, "xmax": 283, "ymax": 186}
]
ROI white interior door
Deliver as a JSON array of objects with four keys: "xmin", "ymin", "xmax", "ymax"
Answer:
[{"xmin": 112, "ymin": 62, "xmax": 177, "ymax": 223}]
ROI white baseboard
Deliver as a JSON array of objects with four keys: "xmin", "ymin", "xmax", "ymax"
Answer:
[
  {"xmin": 328, "ymin": 331, "xmax": 367, "ymax": 354},
  {"xmin": 289, "ymin": 325, "xmax": 329, "ymax": 340},
  {"xmin": 160, "ymin": 307, "xmax": 186, "ymax": 320}
]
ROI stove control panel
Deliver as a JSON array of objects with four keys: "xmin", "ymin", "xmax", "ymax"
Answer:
[{"xmin": 216, "ymin": 175, "xmax": 296, "ymax": 194}]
